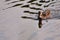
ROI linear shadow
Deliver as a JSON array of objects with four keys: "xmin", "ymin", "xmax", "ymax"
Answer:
[
  {"xmin": 52, "ymin": 0, "xmax": 54, "ymax": 1},
  {"xmin": 21, "ymin": 16, "xmax": 38, "ymax": 20},
  {"xmin": 7, "ymin": 0, "xmax": 25, "ymax": 3},
  {"xmin": 24, "ymin": 11, "xmax": 37, "ymax": 14},
  {"xmin": 39, "ymin": 0, "xmax": 45, "ymax": 3},
  {"xmin": 44, "ymin": 2, "xmax": 56, "ymax": 7},
  {"xmin": 2, "ymin": 4, "xmax": 22, "ymax": 10},
  {"xmin": 31, "ymin": 3, "xmax": 42, "ymax": 6},
  {"xmin": 29, "ymin": 7, "xmax": 42, "ymax": 10},
  {"xmin": 39, "ymin": 0, "xmax": 50, "ymax": 3},
  {"xmin": 12, "ymin": 4, "xmax": 22, "ymax": 7},
  {"xmin": 7, "ymin": 1, "xmax": 19, "ymax": 4},
  {"xmin": 27, "ymin": 0, "xmax": 36, "ymax": 3},
  {"xmin": 5, "ymin": 0, "xmax": 10, "ymax": 2},
  {"xmin": 21, "ymin": 5, "xmax": 29, "ymax": 8},
  {"xmin": 19, "ymin": 0, "xmax": 25, "ymax": 1}
]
